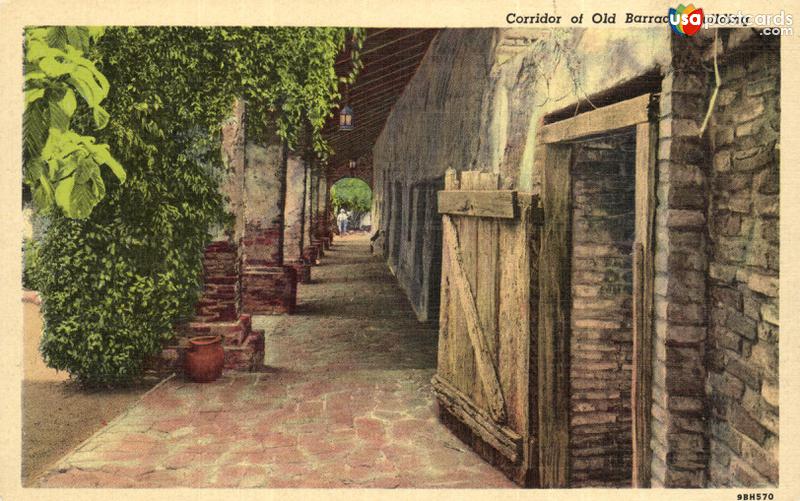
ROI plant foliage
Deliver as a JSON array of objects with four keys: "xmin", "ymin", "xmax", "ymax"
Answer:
[
  {"xmin": 34, "ymin": 27, "xmax": 362, "ymax": 385},
  {"xmin": 330, "ymin": 177, "xmax": 372, "ymax": 227},
  {"xmin": 24, "ymin": 27, "xmax": 126, "ymax": 219}
]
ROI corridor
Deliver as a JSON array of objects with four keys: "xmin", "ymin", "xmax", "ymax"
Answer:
[{"xmin": 35, "ymin": 235, "xmax": 514, "ymax": 489}]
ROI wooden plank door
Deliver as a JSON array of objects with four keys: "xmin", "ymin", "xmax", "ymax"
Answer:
[{"xmin": 433, "ymin": 168, "xmax": 539, "ymax": 485}]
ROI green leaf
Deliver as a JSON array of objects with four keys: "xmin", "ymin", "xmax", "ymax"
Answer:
[
  {"xmin": 70, "ymin": 180, "xmax": 97, "ymax": 219},
  {"xmin": 36, "ymin": 174, "xmax": 55, "ymax": 209},
  {"xmin": 25, "ymin": 88, "xmax": 45, "ymax": 104},
  {"xmin": 86, "ymin": 142, "xmax": 125, "ymax": 182},
  {"xmin": 66, "ymin": 27, "xmax": 91, "ymax": 53},
  {"xmin": 39, "ymin": 56, "xmax": 74, "ymax": 77},
  {"xmin": 49, "ymin": 93, "xmax": 72, "ymax": 130},
  {"xmin": 45, "ymin": 27, "xmax": 69, "ymax": 50},
  {"xmin": 59, "ymin": 88, "xmax": 78, "ymax": 118},
  {"xmin": 92, "ymin": 105, "xmax": 110, "ymax": 129},
  {"xmin": 54, "ymin": 174, "xmax": 75, "ymax": 213},
  {"xmin": 25, "ymin": 39, "xmax": 60, "ymax": 62},
  {"xmin": 23, "ymin": 98, "xmax": 49, "ymax": 159}
]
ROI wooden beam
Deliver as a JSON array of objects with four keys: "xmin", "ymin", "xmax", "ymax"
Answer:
[
  {"xmin": 538, "ymin": 143, "xmax": 572, "ymax": 488},
  {"xmin": 432, "ymin": 375, "xmax": 522, "ymax": 462},
  {"xmin": 348, "ymin": 61, "xmax": 423, "ymax": 96},
  {"xmin": 351, "ymin": 40, "xmax": 430, "ymax": 70},
  {"xmin": 350, "ymin": 82, "xmax": 411, "ymax": 110},
  {"xmin": 539, "ymin": 94, "xmax": 652, "ymax": 144},
  {"xmin": 326, "ymin": 121, "xmax": 386, "ymax": 147},
  {"xmin": 632, "ymin": 120, "xmax": 657, "ymax": 488},
  {"xmin": 438, "ymin": 190, "xmax": 517, "ymax": 219},
  {"xmin": 350, "ymin": 52, "xmax": 427, "ymax": 89},
  {"xmin": 349, "ymin": 72, "xmax": 419, "ymax": 101},
  {"xmin": 335, "ymin": 29, "xmax": 434, "ymax": 65},
  {"xmin": 442, "ymin": 215, "xmax": 507, "ymax": 423},
  {"xmin": 327, "ymin": 114, "xmax": 392, "ymax": 141}
]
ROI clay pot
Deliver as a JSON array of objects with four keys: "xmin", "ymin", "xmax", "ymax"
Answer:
[{"xmin": 184, "ymin": 335, "xmax": 224, "ymax": 383}]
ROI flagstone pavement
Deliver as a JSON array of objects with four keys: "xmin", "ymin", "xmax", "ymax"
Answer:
[{"xmin": 35, "ymin": 234, "xmax": 515, "ymax": 489}]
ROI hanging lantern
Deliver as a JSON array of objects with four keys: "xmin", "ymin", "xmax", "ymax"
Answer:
[{"xmin": 339, "ymin": 104, "xmax": 354, "ymax": 131}]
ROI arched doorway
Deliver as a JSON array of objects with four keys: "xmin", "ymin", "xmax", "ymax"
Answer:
[{"xmin": 329, "ymin": 177, "xmax": 373, "ymax": 234}]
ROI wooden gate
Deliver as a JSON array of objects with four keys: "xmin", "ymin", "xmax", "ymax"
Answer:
[{"xmin": 432, "ymin": 168, "xmax": 539, "ymax": 485}]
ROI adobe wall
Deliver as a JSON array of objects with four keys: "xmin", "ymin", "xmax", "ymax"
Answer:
[{"xmin": 372, "ymin": 27, "xmax": 669, "ymax": 321}]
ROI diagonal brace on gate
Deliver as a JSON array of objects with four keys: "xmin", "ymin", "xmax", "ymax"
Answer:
[{"xmin": 442, "ymin": 215, "xmax": 507, "ymax": 423}]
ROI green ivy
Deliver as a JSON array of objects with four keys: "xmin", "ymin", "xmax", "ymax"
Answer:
[{"xmin": 35, "ymin": 27, "xmax": 363, "ymax": 385}]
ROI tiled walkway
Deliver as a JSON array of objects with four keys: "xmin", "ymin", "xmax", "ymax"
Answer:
[{"xmin": 36, "ymin": 234, "xmax": 515, "ymax": 488}]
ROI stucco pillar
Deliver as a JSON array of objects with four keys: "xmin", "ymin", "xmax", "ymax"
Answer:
[
  {"xmin": 193, "ymin": 98, "xmax": 247, "ymax": 324},
  {"xmin": 313, "ymin": 175, "xmax": 329, "ymax": 252},
  {"xmin": 283, "ymin": 153, "xmax": 311, "ymax": 282},
  {"xmin": 239, "ymin": 118, "xmax": 298, "ymax": 314},
  {"xmin": 158, "ymin": 99, "xmax": 264, "ymax": 375}
]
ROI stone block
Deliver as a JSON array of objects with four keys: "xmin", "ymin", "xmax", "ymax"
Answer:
[
  {"xmin": 731, "ymin": 457, "xmax": 770, "ymax": 487},
  {"xmin": 711, "ymin": 285, "xmax": 742, "ymax": 309},
  {"xmin": 708, "ymin": 371, "xmax": 745, "ymax": 399},
  {"xmin": 729, "ymin": 404, "xmax": 768, "ymax": 445},
  {"xmin": 740, "ymin": 439, "xmax": 778, "ymax": 484},
  {"xmin": 754, "ymin": 167, "xmax": 779, "ymax": 195},
  {"xmin": 733, "ymin": 96, "xmax": 765, "ymax": 124},
  {"xmin": 753, "ymin": 194, "xmax": 779, "ymax": 218},
  {"xmin": 727, "ymin": 356, "xmax": 761, "ymax": 389},
  {"xmin": 750, "ymin": 341, "xmax": 779, "ymax": 382},
  {"xmin": 656, "ymin": 320, "xmax": 705, "ymax": 344},
  {"xmin": 662, "ymin": 209, "xmax": 706, "ymax": 229},
  {"xmin": 659, "ymin": 299, "xmax": 706, "ymax": 326},
  {"xmin": 725, "ymin": 310, "xmax": 757, "ymax": 341},
  {"xmin": 760, "ymin": 303, "xmax": 778, "ymax": 325}
]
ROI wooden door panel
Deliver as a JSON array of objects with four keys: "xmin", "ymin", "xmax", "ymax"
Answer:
[{"xmin": 434, "ymin": 168, "xmax": 539, "ymax": 484}]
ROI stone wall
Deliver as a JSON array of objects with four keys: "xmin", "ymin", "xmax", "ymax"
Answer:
[
  {"xmin": 705, "ymin": 34, "xmax": 780, "ymax": 487},
  {"xmin": 569, "ymin": 135, "xmax": 636, "ymax": 487}
]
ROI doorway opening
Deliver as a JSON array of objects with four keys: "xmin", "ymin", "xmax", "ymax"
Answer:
[
  {"xmin": 330, "ymin": 177, "xmax": 372, "ymax": 236},
  {"xmin": 537, "ymin": 93, "xmax": 657, "ymax": 488},
  {"xmin": 569, "ymin": 132, "xmax": 636, "ymax": 487}
]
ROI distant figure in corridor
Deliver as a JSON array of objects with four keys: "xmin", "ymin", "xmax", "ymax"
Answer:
[{"xmin": 337, "ymin": 208, "xmax": 349, "ymax": 235}]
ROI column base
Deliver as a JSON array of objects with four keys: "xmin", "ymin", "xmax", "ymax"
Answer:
[
  {"xmin": 240, "ymin": 265, "xmax": 298, "ymax": 314},
  {"xmin": 303, "ymin": 246, "xmax": 320, "ymax": 265},
  {"xmin": 147, "ymin": 314, "xmax": 265, "ymax": 375},
  {"xmin": 287, "ymin": 260, "xmax": 312, "ymax": 283},
  {"xmin": 195, "ymin": 240, "xmax": 239, "ymax": 322},
  {"xmin": 311, "ymin": 240, "xmax": 325, "ymax": 257}
]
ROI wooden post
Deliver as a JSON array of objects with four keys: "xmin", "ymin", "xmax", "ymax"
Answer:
[
  {"xmin": 632, "ymin": 121, "xmax": 657, "ymax": 487},
  {"xmin": 537, "ymin": 143, "xmax": 572, "ymax": 487}
]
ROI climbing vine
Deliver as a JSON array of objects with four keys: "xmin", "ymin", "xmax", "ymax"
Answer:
[{"xmin": 33, "ymin": 26, "xmax": 363, "ymax": 385}]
